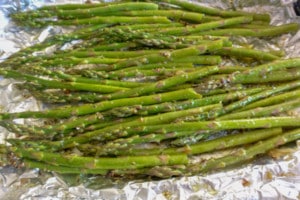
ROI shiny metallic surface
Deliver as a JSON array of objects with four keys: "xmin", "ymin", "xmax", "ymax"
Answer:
[{"xmin": 0, "ymin": 0, "xmax": 300, "ymax": 199}]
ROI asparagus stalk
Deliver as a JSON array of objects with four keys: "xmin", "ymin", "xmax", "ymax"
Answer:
[
  {"xmin": 108, "ymin": 40, "xmax": 224, "ymax": 70},
  {"xmin": 236, "ymin": 58, "xmax": 300, "ymax": 76},
  {"xmin": 132, "ymin": 127, "xmax": 300, "ymax": 178},
  {"xmin": 24, "ymin": 88, "xmax": 107, "ymax": 104},
  {"xmin": 115, "ymin": 128, "xmax": 283, "ymax": 156},
  {"xmin": 0, "ymin": 24, "xmax": 110, "ymax": 64},
  {"xmin": 49, "ymin": 103, "xmax": 221, "ymax": 138},
  {"xmin": 131, "ymin": 117, "xmax": 299, "ymax": 134},
  {"xmin": 38, "ymin": 57, "xmax": 122, "ymax": 67},
  {"xmin": 117, "ymin": 88, "xmax": 263, "ymax": 116},
  {"xmin": 18, "ymin": 127, "xmax": 300, "ymax": 173},
  {"xmin": 28, "ymin": 116, "xmax": 299, "ymax": 152},
  {"xmin": 0, "ymin": 121, "xmax": 47, "ymax": 138},
  {"xmin": 38, "ymin": 3, "xmax": 110, "ymax": 11},
  {"xmin": 54, "ymin": 49, "xmax": 162, "ymax": 59},
  {"xmin": 56, "ymin": 2, "xmax": 159, "ymax": 19},
  {"xmin": 12, "ymin": 2, "xmax": 159, "ymax": 21},
  {"xmin": 230, "ymin": 68, "xmax": 300, "ymax": 84},
  {"xmin": 87, "ymin": 42, "xmax": 138, "ymax": 51},
  {"xmin": 22, "ymin": 127, "xmax": 300, "ymax": 176},
  {"xmin": 105, "ymin": 65, "xmax": 219, "ymax": 100},
  {"xmin": 88, "ymin": 104, "xmax": 222, "ymax": 155},
  {"xmin": 170, "ymin": 131, "xmax": 211, "ymax": 146},
  {"xmin": 27, "ymin": 66, "xmax": 148, "ymax": 88},
  {"xmin": 0, "ymin": 69, "xmax": 128, "ymax": 93},
  {"xmin": 216, "ymin": 80, "xmax": 300, "ymax": 117},
  {"xmin": 38, "ymin": 1, "xmax": 133, "ymax": 11},
  {"xmin": 77, "ymin": 130, "xmax": 208, "ymax": 156},
  {"xmin": 0, "ymin": 88, "xmax": 201, "ymax": 119},
  {"xmin": 44, "ymin": 113, "xmax": 105, "ymax": 136},
  {"xmin": 52, "ymin": 16, "xmax": 172, "ymax": 26},
  {"xmin": 23, "ymin": 159, "xmax": 109, "ymax": 175},
  {"xmin": 114, "ymin": 10, "xmax": 204, "ymax": 23},
  {"xmin": 13, "ymin": 147, "xmax": 188, "ymax": 170},
  {"xmin": 192, "ymin": 128, "xmax": 300, "ymax": 173},
  {"xmin": 83, "ymin": 117, "xmax": 138, "ymax": 133},
  {"xmin": 159, "ymin": 16, "xmax": 253, "ymax": 36},
  {"xmin": 198, "ymin": 24, "xmax": 299, "ymax": 37},
  {"xmin": 111, "ymin": 62, "xmax": 194, "ymax": 73},
  {"xmin": 239, "ymin": 88, "xmax": 300, "ymax": 111},
  {"xmin": 174, "ymin": 55, "xmax": 222, "ymax": 65},
  {"xmin": 105, "ymin": 68, "xmax": 195, "ymax": 79},
  {"xmin": 218, "ymin": 98, "xmax": 300, "ymax": 120},
  {"xmin": 160, "ymin": 0, "xmax": 270, "ymax": 21},
  {"xmin": 208, "ymin": 58, "xmax": 300, "ymax": 90},
  {"xmin": 213, "ymin": 47, "xmax": 279, "ymax": 61}
]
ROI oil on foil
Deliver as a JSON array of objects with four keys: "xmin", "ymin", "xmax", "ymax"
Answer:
[{"xmin": 0, "ymin": 0, "xmax": 300, "ymax": 199}]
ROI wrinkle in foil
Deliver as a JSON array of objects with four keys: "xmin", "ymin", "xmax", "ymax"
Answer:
[{"xmin": 0, "ymin": 0, "xmax": 300, "ymax": 199}]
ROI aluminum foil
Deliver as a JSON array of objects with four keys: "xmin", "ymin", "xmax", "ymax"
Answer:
[{"xmin": 1, "ymin": 0, "xmax": 300, "ymax": 199}]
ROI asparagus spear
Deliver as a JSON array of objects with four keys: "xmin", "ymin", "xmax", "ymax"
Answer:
[
  {"xmin": 230, "ymin": 68, "xmax": 300, "ymax": 84},
  {"xmin": 78, "ymin": 130, "xmax": 209, "ymax": 156},
  {"xmin": 12, "ymin": 147, "xmax": 188, "ymax": 170},
  {"xmin": 11, "ymin": 2, "xmax": 159, "ymax": 21},
  {"xmin": 38, "ymin": 1, "xmax": 132, "ymax": 11},
  {"xmin": 25, "ymin": 116, "xmax": 299, "ymax": 152},
  {"xmin": 110, "ymin": 62, "xmax": 194, "ymax": 73},
  {"xmin": 207, "ymin": 58, "xmax": 300, "ymax": 90},
  {"xmin": 159, "ymin": 0, "xmax": 270, "ymax": 21},
  {"xmin": 175, "ymin": 55, "xmax": 222, "ymax": 65},
  {"xmin": 112, "ymin": 10, "xmax": 204, "ymax": 23},
  {"xmin": 0, "ymin": 88, "xmax": 201, "ymax": 119},
  {"xmin": 23, "ymin": 88, "xmax": 108, "ymax": 104},
  {"xmin": 43, "ymin": 87, "xmax": 261, "ymax": 134},
  {"xmin": 14, "ymin": 127, "xmax": 300, "ymax": 177},
  {"xmin": 85, "ymin": 104, "xmax": 222, "ymax": 155},
  {"xmin": 52, "ymin": 16, "xmax": 172, "ymax": 27},
  {"xmin": 113, "ymin": 128, "xmax": 282, "ymax": 156},
  {"xmin": 198, "ymin": 24, "xmax": 299, "ymax": 37},
  {"xmin": 10, "ymin": 103, "xmax": 219, "ymax": 139},
  {"xmin": 213, "ymin": 46, "xmax": 279, "ymax": 61},
  {"xmin": 236, "ymin": 58, "xmax": 300, "ymax": 76},
  {"xmin": 115, "ymin": 88, "xmax": 263, "ymax": 116},
  {"xmin": 53, "ymin": 49, "xmax": 162, "ymax": 59},
  {"xmin": 20, "ymin": 125, "xmax": 300, "ymax": 177},
  {"xmin": 130, "ymin": 127, "xmax": 300, "ymax": 178},
  {"xmin": 0, "ymin": 121, "xmax": 47, "ymax": 138},
  {"xmin": 108, "ymin": 40, "xmax": 224, "ymax": 70},
  {"xmin": 133, "ymin": 117, "xmax": 300, "ymax": 134},
  {"xmin": 239, "ymin": 88, "xmax": 300, "ymax": 111},
  {"xmin": 23, "ymin": 159, "xmax": 109, "ymax": 175},
  {"xmin": 170, "ymin": 131, "xmax": 211, "ymax": 146},
  {"xmin": 218, "ymin": 98, "xmax": 300, "ymax": 120},
  {"xmin": 158, "ymin": 16, "xmax": 253, "ymax": 36},
  {"xmin": 56, "ymin": 2, "xmax": 160, "ymax": 19},
  {"xmin": 25, "ymin": 66, "xmax": 148, "ymax": 88},
  {"xmin": 192, "ymin": 128, "xmax": 300, "ymax": 173},
  {"xmin": 0, "ymin": 69, "xmax": 128, "ymax": 93},
  {"xmin": 105, "ymin": 65, "xmax": 219, "ymax": 100},
  {"xmin": 215, "ymin": 80, "xmax": 300, "ymax": 117}
]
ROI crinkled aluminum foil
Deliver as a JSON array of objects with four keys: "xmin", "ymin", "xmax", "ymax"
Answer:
[{"xmin": 1, "ymin": 0, "xmax": 300, "ymax": 199}]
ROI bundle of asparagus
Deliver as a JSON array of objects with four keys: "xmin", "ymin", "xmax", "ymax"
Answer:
[{"xmin": 0, "ymin": 0, "xmax": 300, "ymax": 179}]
